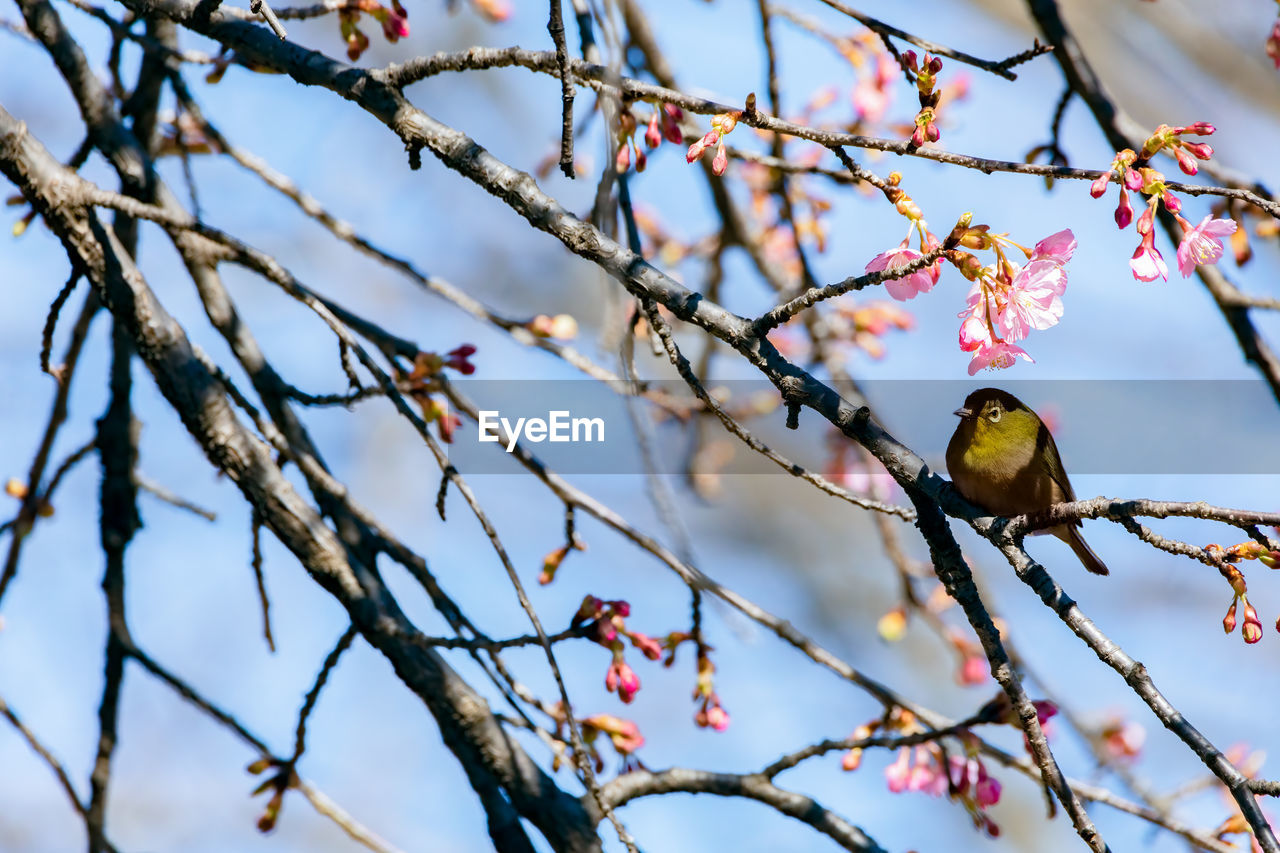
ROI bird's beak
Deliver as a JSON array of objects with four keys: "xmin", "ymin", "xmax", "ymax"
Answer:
[{"xmin": 953, "ymin": 407, "xmax": 973, "ymax": 419}]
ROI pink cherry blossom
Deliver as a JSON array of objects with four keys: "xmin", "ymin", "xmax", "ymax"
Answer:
[
  {"xmin": 703, "ymin": 702, "xmax": 730, "ymax": 731},
  {"xmin": 957, "ymin": 284, "xmax": 994, "ymax": 352},
  {"xmin": 1030, "ymin": 228, "xmax": 1076, "ymax": 265},
  {"xmin": 864, "ymin": 240, "xmax": 939, "ymax": 301},
  {"xmin": 999, "ymin": 260, "xmax": 1067, "ymax": 340},
  {"xmin": 1129, "ymin": 232, "xmax": 1169, "ymax": 282},
  {"xmin": 967, "ymin": 340, "xmax": 1033, "ymax": 376},
  {"xmin": 1175, "ymin": 215, "xmax": 1237, "ymax": 277},
  {"xmin": 906, "ymin": 748, "xmax": 949, "ymax": 796},
  {"xmin": 885, "ymin": 748, "xmax": 911, "ymax": 793},
  {"xmin": 852, "ymin": 53, "xmax": 897, "ymax": 124}
]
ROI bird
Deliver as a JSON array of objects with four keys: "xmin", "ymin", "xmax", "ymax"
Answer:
[{"xmin": 945, "ymin": 387, "xmax": 1108, "ymax": 576}]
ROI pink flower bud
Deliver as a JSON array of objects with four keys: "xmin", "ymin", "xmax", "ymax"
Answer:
[
  {"xmin": 606, "ymin": 659, "xmax": 641, "ymax": 702},
  {"xmin": 1173, "ymin": 146, "xmax": 1198, "ymax": 176},
  {"xmin": 645, "ymin": 113, "xmax": 662, "ymax": 149},
  {"xmin": 1032, "ymin": 700, "xmax": 1059, "ymax": 727},
  {"xmin": 1090, "ymin": 173, "xmax": 1111, "ymax": 198},
  {"xmin": 662, "ymin": 105, "xmax": 684, "ymax": 144},
  {"xmin": 925, "ymin": 122, "xmax": 940, "ymax": 143},
  {"xmin": 711, "ymin": 142, "xmax": 728, "ymax": 176},
  {"xmin": 884, "ymin": 748, "xmax": 911, "ymax": 792},
  {"xmin": 975, "ymin": 775, "xmax": 1001, "ymax": 807},
  {"xmin": 629, "ymin": 631, "xmax": 662, "ymax": 660},
  {"xmin": 704, "ymin": 703, "xmax": 730, "ymax": 731},
  {"xmin": 444, "ymin": 344, "xmax": 477, "ymax": 374},
  {"xmin": 910, "ymin": 125, "xmax": 926, "ymax": 148},
  {"xmin": 1182, "ymin": 141, "xmax": 1213, "ymax": 160},
  {"xmin": 615, "ymin": 144, "xmax": 631, "ymax": 174},
  {"xmin": 1180, "ymin": 122, "xmax": 1215, "ymax": 136},
  {"xmin": 1135, "ymin": 204, "xmax": 1154, "ymax": 236},
  {"xmin": 1161, "ymin": 190, "xmax": 1181, "ymax": 214},
  {"xmin": 927, "ymin": 55, "xmax": 944, "ymax": 74},
  {"xmin": 959, "ymin": 654, "xmax": 988, "ymax": 685},
  {"xmin": 902, "ymin": 50, "xmax": 918, "ymax": 71},
  {"xmin": 1224, "ymin": 599, "xmax": 1239, "ymax": 633},
  {"xmin": 1114, "ymin": 188, "xmax": 1133, "ymax": 229},
  {"xmin": 1243, "ymin": 603, "xmax": 1263, "ymax": 644},
  {"xmin": 1123, "ymin": 167, "xmax": 1144, "ymax": 191},
  {"xmin": 686, "ymin": 131, "xmax": 717, "ymax": 164},
  {"xmin": 609, "ymin": 599, "xmax": 630, "ymax": 618}
]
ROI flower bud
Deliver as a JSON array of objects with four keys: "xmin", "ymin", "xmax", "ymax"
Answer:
[
  {"xmin": 1179, "ymin": 122, "xmax": 1215, "ymax": 136},
  {"xmin": 1114, "ymin": 189, "xmax": 1133, "ymax": 229},
  {"xmin": 645, "ymin": 112, "xmax": 662, "ymax": 149},
  {"xmin": 1173, "ymin": 146, "xmax": 1198, "ymax": 176},
  {"xmin": 1242, "ymin": 602, "xmax": 1263, "ymax": 644},
  {"xmin": 1182, "ymin": 142, "xmax": 1213, "ymax": 160},
  {"xmin": 1089, "ymin": 173, "xmax": 1111, "ymax": 198},
  {"xmin": 711, "ymin": 142, "xmax": 728, "ymax": 176}
]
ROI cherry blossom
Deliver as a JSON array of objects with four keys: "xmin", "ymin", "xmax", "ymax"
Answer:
[
  {"xmin": 864, "ymin": 239, "xmax": 939, "ymax": 301},
  {"xmin": 1175, "ymin": 214, "xmax": 1238, "ymax": 277}
]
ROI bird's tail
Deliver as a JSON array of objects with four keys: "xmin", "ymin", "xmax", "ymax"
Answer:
[{"xmin": 1057, "ymin": 525, "xmax": 1109, "ymax": 576}]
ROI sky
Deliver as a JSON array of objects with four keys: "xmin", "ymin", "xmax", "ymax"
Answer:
[{"xmin": 2, "ymin": 1, "xmax": 1280, "ymax": 851}]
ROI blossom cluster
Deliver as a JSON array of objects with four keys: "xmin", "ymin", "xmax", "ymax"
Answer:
[
  {"xmin": 842, "ymin": 709, "xmax": 1008, "ymax": 837},
  {"xmin": 615, "ymin": 104, "xmax": 684, "ymax": 174},
  {"xmin": 686, "ymin": 111, "xmax": 740, "ymax": 176},
  {"xmin": 551, "ymin": 703, "xmax": 646, "ymax": 774},
  {"xmin": 902, "ymin": 51, "xmax": 944, "ymax": 148},
  {"xmin": 338, "ymin": 0, "xmax": 409, "ymax": 62},
  {"xmin": 571, "ymin": 596, "xmax": 663, "ymax": 704},
  {"xmin": 862, "ymin": 188, "xmax": 1076, "ymax": 375},
  {"xmin": 402, "ymin": 344, "xmax": 476, "ymax": 442},
  {"xmin": 1211, "ymin": 542, "xmax": 1280, "ymax": 644},
  {"xmin": 1090, "ymin": 124, "xmax": 1237, "ymax": 281}
]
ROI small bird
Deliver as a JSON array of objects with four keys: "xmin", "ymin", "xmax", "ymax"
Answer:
[{"xmin": 945, "ymin": 388, "xmax": 1108, "ymax": 576}]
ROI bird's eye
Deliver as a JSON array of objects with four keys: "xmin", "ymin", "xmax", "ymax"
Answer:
[{"xmin": 987, "ymin": 408, "xmax": 1002, "ymax": 423}]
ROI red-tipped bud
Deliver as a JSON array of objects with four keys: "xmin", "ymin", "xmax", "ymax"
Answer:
[
  {"xmin": 1161, "ymin": 190, "xmax": 1181, "ymax": 214},
  {"xmin": 662, "ymin": 104, "xmax": 684, "ymax": 144},
  {"xmin": 1123, "ymin": 168, "xmax": 1144, "ymax": 191},
  {"xmin": 1243, "ymin": 602, "xmax": 1263, "ymax": 644},
  {"xmin": 1090, "ymin": 173, "xmax": 1111, "ymax": 198},
  {"xmin": 645, "ymin": 112, "xmax": 662, "ymax": 149},
  {"xmin": 1182, "ymin": 141, "xmax": 1213, "ymax": 160},
  {"xmin": 1114, "ymin": 188, "xmax": 1133, "ymax": 229},
  {"xmin": 711, "ymin": 142, "xmax": 728, "ymax": 176},
  {"xmin": 1173, "ymin": 146, "xmax": 1199, "ymax": 176},
  {"xmin": 1179, "ymin": 122, "xmax": 1215, "ymax": 136},
  {"xmin": 1224, "ymin": 599, "xmax": 1239, "ymax": 633}
]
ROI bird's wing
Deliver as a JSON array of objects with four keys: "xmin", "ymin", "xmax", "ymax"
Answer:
[{"xmin": 1035, "ymin": 421, "xmax": 1081, "ymax": 525}]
